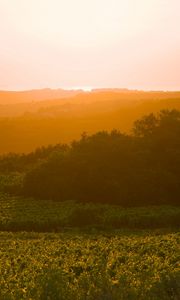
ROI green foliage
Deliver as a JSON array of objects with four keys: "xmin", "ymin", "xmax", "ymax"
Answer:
[
  {"xmin": 0, "ymin": 232, "xmax": 179, "ymax": 299},
  {"xmin": 0, "ymin": 173, "xmax": 24, "ymax": 194},
  {"xmin": 0, "ymin": 194, "xmax": 180, "ymax": 231}
]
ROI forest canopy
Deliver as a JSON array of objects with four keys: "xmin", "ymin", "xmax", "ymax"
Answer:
[{"xmin": 1, "ymin": 109, "xmax": 180, "ymax": 207}]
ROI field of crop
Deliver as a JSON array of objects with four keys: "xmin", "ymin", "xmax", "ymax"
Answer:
[
  {"xmin": 1, "ymin": 193, "xmax": 180, "ymax": 299},
  {"xmin": 0, "ymin": 231, "xmax": 179, "ymax": 300},
  {"xmin": 1, "ymin": 193, "xmax": 180, "ymax": 231}
]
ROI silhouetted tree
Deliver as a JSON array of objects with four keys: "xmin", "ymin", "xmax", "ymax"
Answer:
[{"xmin": 2, "ymin": 109, "xmax": 179, "ymax": 206}]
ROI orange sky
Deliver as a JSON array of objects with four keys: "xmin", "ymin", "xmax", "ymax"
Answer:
[{"xmin": 0, "ymin": 0, "xmax": 180, "ymax": 91}]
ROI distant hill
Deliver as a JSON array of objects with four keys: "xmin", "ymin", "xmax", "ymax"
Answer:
[
  {"xmin": 0, "ymin": 89, "xmax": 180, "ymax": 153},
  {"xmin": 0, "ymin": 89, "xmax": 180, "ymax": 117},
  {"xmin": 0, "ymin": 88, "xmax": 84, "ymax": 105}
]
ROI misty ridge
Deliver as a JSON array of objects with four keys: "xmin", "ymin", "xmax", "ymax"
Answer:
[
  {"xmin": 0, "ymin": 89, "xmax": 180, "ymax": 153},
  {"xmin": 1, "ymin": 89, "xmax": 180, "ymax": 116}
]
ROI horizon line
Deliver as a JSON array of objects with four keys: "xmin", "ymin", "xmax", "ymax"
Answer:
[{"xmin": 0, "ymin": 86, "xmax": 180, "ymax": 93}]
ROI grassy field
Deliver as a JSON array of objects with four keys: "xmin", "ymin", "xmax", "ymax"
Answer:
[
  {"xmin": 0, "ymin": 231, "xmax": 179, "ymax": 300},
  {"xmin": 1, "ymin": 193, "xmax": 180, "ymax": 231}
]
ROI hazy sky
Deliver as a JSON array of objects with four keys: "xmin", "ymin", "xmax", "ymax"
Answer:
[{"xmin": 0, "ymin": 0, "xmax": 180, "ymax": 90}]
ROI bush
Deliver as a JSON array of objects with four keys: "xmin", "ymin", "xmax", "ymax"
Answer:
[
  {"xmin": 0, "ymin": 173, "xmax": 24, "ymax": 195},
  {"xmin": 69, "ymin": 207, "xmax": 102, "ymax": 227}
]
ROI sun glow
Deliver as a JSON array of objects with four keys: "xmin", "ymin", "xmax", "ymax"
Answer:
[
  {"xmin": 1, "ymin": 0, "xmax": 161, "ymax": 46},
  {"xmin": 0, "ymin": 0, "xmax": 180, "ymax": 90},
  {"xmin": 67, "ymin": 86, "xmax": 93, "ymax": 92}
]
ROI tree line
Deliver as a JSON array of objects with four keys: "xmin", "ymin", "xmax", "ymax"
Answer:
[{"xmin": 1, "ymin": 109, "xmax": 180, "ymax": 206}]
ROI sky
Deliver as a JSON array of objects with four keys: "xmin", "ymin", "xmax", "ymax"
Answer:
[{"xmin": 0, "ymin": 0, "xmax": 180, "ymax": 91}]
